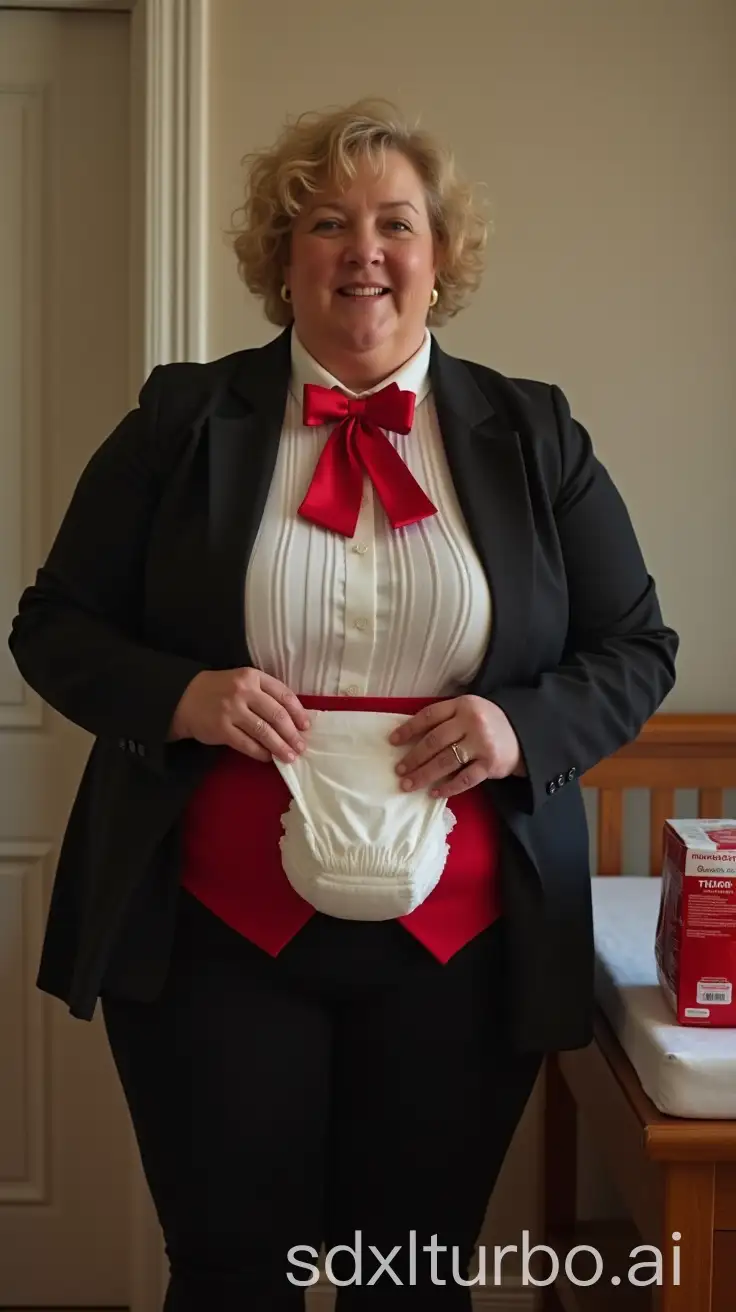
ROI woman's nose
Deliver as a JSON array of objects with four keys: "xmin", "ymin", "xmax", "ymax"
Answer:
[{"xmin": 343, "ymin": 223, "xmax": 384, "ymax": 266}]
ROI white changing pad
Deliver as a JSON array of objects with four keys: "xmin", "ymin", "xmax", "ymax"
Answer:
[{"xmin": 592, "ymin": 876, "xmax": 736, "ymax": 1118}]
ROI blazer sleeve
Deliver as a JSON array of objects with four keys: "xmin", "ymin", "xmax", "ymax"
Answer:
[
  {"xmin": 7, "ymin": 367, "xmax": 208, "ymax": 776},
  {"xmin": 491, "ymin": 384, "xmax": 679, "ymax": 815}
]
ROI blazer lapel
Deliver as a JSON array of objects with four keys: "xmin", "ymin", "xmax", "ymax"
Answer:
[
  {"xmin": 205, "ymin": 329, "xmax": 292, "ymax": 667},
  {"xmin": 429, "ymin": 339, "xmax": 534, "ymax": 695}
]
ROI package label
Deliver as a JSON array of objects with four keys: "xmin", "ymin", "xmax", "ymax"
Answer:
[{"xmin": 655, "ymin": 820, "xmax": 736, "ymax": 1026}]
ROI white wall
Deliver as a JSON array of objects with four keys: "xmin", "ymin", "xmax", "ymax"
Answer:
[{"xmin": 203, "ymin": 0, "xmax": 736, "ymax": 1258}]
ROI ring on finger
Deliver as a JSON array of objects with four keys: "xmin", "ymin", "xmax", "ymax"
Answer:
[
  {"xmin": 451, "ymin": 741, "xmax": 471, "ymax": 768},
  {"xmin": 253, "ymin": 718, "xmax": 266, "ymax": 736}
]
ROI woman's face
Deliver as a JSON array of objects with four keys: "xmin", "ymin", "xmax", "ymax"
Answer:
[{"xmin": 284, "ymin": 149, "xmax": 438, "ymax": 388}]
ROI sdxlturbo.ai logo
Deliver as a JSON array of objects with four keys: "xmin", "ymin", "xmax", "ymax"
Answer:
[{"xmin": 287, "ymin": 1230, "xmax": 682, "ymax": 1288}]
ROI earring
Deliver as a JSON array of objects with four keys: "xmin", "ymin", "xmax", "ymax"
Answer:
[
  {"xmin": 280, "ymin": 284, "xmax": 291, "ymax": 303},
  {"xmin": 429, "ymin": 287, "xmax": 439, "ymax": 308}
]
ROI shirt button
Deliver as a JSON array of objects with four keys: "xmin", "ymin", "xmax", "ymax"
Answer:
[
  {"xmin": 352, "ymin": 543, "xmax": 368, "ymax": 555},
  {"xmin": 354, "ymin": 617, "xmax": 369, "ymax": 631},
  {"xmin": 345, "ymin": 685, "xmax": 360, "ymax": 696}
]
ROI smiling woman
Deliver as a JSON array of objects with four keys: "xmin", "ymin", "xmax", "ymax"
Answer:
[
  {"xmin": 283, "ymin": 153, "xmax": 436, "ymax": 387},
  {"xmin": 9, "ymin": 94, "xmax": 679, "ymax": 1311},
  {"xmin": 231, "ymin": 97, "xmax": 487, "ymax": 386}
]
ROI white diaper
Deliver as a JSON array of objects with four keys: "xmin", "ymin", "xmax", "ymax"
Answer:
[{"xmin": 272, "ymin": 710, "xmax": 456, "ymax": 920}]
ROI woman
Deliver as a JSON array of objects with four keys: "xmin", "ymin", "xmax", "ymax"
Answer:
[{"xmin": 8, "ymin": 100, "xmax": 678, "ymax": 1308}]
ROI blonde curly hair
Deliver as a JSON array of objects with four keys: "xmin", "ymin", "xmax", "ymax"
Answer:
[{"xmin": 229, "ymin": 99, "xmax": 490, "ymax": 328}]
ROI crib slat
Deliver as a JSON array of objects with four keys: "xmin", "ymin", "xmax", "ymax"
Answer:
[
  {"xmin": 598, "ymin": 790, "xmax": 623, "ymax": 875},
  {"xmin": 698, "ymin": 788, "xmax": 723, "ymax": 820},
  {"xmin": 649, "ymin": 789, "xmax": 675, "ymax": 876}
]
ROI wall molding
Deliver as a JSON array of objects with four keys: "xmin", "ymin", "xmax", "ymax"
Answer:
[
  {"xmin": 142, "ymin": 0, "xmax": 209, "ymax": 368},
  {"xmin": 0, "ymin": 84, "xmax": 43, "ymax": 727},
  {"xmin": 0, "ymin": 844, "xmax": 53, "ymax": 1204},
  {"xmin": 129, "ymin": 3, "xmax": 209, "ymax": 1308}
]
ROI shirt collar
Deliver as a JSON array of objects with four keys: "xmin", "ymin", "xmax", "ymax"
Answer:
[{"xmin": 289, "ymin": 327, "xmax": 432, "ymax": 410}]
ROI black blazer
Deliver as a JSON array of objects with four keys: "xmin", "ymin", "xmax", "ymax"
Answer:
[{"xmin": 8, "ymin": 329, "xmax": 678, "ymax": 1051}]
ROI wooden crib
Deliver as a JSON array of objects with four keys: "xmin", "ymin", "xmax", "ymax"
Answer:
[{"xmin": 541, "ymin": 713, "xmax": 736, "ymax": 1312}]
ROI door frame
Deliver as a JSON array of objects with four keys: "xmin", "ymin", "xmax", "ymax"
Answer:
[
  {"xmin": 128, "ymin": 6, "xmax": 212, "ymax": 1303},
  {"xmin": 9, "ymin": 3, "xmax": 209, "ymax": 1308},
  {"xmin": 125, "ymin": 8, "xmax": 211, "ymax": 1305},
  {"xmin": 13, "ymin": 0, "xmax": 210, "ymax": 369},
  {"xmin": 135, "ymin": 0, "xmax": 210, "ymax": 370}
]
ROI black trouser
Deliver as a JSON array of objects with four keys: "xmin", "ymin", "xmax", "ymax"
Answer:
[{"xmin": 102, "ymin": 887, "xmax": 541, "ymax": 1310}]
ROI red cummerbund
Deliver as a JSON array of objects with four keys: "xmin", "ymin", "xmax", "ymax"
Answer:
[{"xmin": 179, "ymin": 695, "xmax": 502, "ymax": 962}]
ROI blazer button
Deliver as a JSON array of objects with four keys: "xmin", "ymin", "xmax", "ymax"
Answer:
[
  {"xmin": 556, "ymin": 773, "xmax": 566, "ymax": 788},
  {"xmin": 137, "ymin": 743, "xmax": 146, "ymax": 757},
  {"xmin": 546, "ymin": 780, "xmax": 557, "ymax": 795},
  {"xmin": 567, "ymin": 767, "xmax": 577, "ymax": 782},
  {"xmin": 127, "ymin": 739, "xmax": 137, "ymax": 753},
  {"xmin": 118, "ymin": 738, "xmax": 127, "ymax": 751}
]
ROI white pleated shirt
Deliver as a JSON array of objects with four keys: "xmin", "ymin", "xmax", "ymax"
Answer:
[{"xmin": 244, "ymin": 330, "xmax": 492, "ymax": 698}]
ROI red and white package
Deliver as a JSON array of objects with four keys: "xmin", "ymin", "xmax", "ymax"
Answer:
[{"xmin": 655, "ymin": 819, "xmax": 736, "ymax": 1026}]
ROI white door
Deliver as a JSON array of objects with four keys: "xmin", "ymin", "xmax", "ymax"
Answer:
[{"xmin": 0, "ymin": 9, "xmax": 135, "ymax": 1305}]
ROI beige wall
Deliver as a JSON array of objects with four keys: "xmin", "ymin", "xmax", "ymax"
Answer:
[{"xmin": 204, "ymin": 0, "xmax": 735, "ymax": 1257}]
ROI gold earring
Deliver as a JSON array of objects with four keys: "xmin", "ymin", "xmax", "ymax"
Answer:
[
  {"xmin": 429, "ymin": 288, "xmax": 439, "ymax": 308},
  {"xmin": 280, "ymin": 284, "xmax": 291, "ymax": 303}
]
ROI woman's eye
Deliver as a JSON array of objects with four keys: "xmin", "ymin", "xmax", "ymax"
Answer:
[{"xmin": 311, "ymin": 217, "xmax": 412, "ymax": 233}]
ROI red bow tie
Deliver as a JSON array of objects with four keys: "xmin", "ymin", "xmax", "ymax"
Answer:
[{"xmin": 298, "ymin": 382, "xmax": 438, "ymax": 537}]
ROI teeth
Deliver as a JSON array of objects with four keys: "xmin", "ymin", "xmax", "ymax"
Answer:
[{"xmin": 341, "ymin": 287, "xmax": 386, "ymax": 297}]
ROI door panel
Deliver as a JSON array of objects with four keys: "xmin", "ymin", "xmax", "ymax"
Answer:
[{"xmin": 0, "ymin": 10, "xmax": 133, "ymax": 1304}]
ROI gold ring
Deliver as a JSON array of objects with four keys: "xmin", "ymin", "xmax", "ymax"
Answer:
[
  {"xmin": 254, "ymin": 719, "xmax": 266, "ymax": 735},
  {"xmin": 451, "ymin": 742, "xmax": 470, "ymax": 767}
]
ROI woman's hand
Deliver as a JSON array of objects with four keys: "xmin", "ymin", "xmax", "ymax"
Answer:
[
  {"xmin": 168, "ymin": 668, "xmax": 311, "ymax": 763},
  {"xmin": 389, "ymin": 695, "xmax": 526, "ymax": 798}
]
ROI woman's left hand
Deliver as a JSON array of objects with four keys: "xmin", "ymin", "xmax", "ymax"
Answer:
[{"xmin": 389, "ymin": 695, "xmax": 527, "ymax": 798}]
